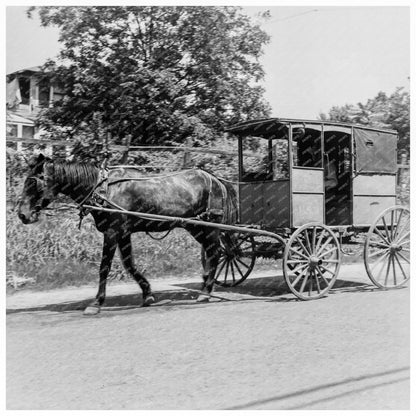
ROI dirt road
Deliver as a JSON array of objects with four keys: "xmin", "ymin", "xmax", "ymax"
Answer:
[{"xmin": 6, "ymin": 266, "xmax": 410, "ymax": 410}]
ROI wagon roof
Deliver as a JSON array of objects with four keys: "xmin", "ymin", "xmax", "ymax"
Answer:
[{"xmin": 226, "ymin": 117, "xmax": 398, "ymax": 137}]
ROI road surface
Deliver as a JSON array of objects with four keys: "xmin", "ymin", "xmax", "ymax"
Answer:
[{"xmin": 6, "ymin": 265, "xmax": 410, "ymax": 410}]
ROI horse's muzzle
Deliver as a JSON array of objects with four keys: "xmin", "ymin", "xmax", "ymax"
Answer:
[{"xmin": 18, "ymin": 210, "xmax": 40, "ymax": 224}]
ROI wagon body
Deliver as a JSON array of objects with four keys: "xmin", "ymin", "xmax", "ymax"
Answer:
[{"xmin": 226, "ymin": 118, "xmax": 398, "ymax": 231}]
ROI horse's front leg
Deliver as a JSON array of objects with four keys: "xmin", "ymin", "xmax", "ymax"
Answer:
[
  {"xmin": 118, "ymin": 233, "xmax": 155, "ymax": 306},
  {"xmin": 84, "ymin": 231, "xmax": 118, "ymax": 315}
]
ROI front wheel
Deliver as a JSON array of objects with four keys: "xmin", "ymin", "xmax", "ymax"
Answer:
[
  {"xmin": 283, "ymin": 223, "xmax": 341, "ymax": 300},
  {"xmin": 364, "ymin": 206, "xmax": 410, "ymax": 288}
]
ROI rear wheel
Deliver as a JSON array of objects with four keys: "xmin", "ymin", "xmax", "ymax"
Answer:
[
  {"xmin": 364, "ymin": 206, "xmax": 410, "ymax": 288},
  {"xmin": 202, "ymin": 232, "xmax": 256, "ymax": 287},
  {"xmin": 283, "ymin": 223, "xmax": 341, "ymax": 300}
]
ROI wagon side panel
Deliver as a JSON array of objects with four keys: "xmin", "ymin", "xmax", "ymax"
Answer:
[
  {"xmin": 352, "ymin": 174, "xmax": 397, "ymax": 226},
  {"xmin": 291, "ymin": 168, "xmax": 324, "ymax": 227}
]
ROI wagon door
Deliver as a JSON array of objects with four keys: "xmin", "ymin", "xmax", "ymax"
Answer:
[
  {"xmin": 352, "ymin": 128, "xmax": 397, "ymax": 226},
  {"xmin": 290, "ymin": 124, "xmax": 325, "ymax": 227}
]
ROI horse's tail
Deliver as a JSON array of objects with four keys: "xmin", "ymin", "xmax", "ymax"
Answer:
[{"xmin": 218, "ymin": 178, "xmax": 238, "ymax": 225}]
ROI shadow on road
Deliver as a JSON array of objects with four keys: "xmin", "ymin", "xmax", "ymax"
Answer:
[
  {"xmin": 225, "ymin": 366, "xmax": 410, "ymax": 410},
  {"xmin": 6, "ymin": 274, "xmax": 373, "ymax": 314}
]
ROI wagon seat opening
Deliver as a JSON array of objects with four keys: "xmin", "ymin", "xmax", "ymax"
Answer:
[{"xmin": 323, "ymin": 129, "xmax": 352, "ymax": 226}]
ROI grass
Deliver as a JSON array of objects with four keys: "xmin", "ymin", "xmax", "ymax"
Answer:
[{"xmin": 6, "ymin": 208, "xmax": 202, "ymax": 291}]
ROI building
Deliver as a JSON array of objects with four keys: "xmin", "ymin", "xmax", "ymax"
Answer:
[{"xmin": 6, "ymin": 66, "xmax": 64, "ymax": 149}]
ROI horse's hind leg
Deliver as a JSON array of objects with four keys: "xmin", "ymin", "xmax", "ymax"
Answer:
[
  {"xmin": 118, "ymin": 233, "xmax": 155, "ymax": 306},
  {"xmin": 188, "ymin": 226, "xmax": 221, "ymax": 302},
  {"xmin": 84, "ymin": 230, "xmax": 118, "ymax": 315}
]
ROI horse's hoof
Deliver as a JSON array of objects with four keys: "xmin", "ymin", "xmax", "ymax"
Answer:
[
  {"xmin": 196, "ymin": 294, "xmax": 210, "ymax": 303},
  {"xmin": 143, "ymin": 295, "xmax": 155, "ymax": 307},
  {"xmin": 83, "ymin": 305, "xmax": 101, "ymax": 315}
]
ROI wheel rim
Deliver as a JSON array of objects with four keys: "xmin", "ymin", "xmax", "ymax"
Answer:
[
  {"xmin": 364, "ymin": 206, "xmax": 410, "ymax": 288},
  {"xmin": 283, "ymin": 223, "xmax": 341, "ymax": 300},
  {"xmin": 214, "ymin": 232, "xmax": 256, "ymax": 287}
]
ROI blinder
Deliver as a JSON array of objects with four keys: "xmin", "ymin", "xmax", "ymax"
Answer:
[{"xmin": 26, "ymin": 175, "xmax": 50, "ymax": 210}]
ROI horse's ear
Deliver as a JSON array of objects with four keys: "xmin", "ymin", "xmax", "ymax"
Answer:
[{"xmin": 27, "ymin": 153, "xmax": 46, "ymax": 173}]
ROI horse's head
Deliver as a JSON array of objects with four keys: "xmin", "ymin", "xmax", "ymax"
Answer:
[{"xmin": 17, "ymin": 153, "xmax": 54, "ymax": 224}]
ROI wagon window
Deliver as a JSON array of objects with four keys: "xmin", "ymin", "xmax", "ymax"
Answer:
[
  {"xmin": 292, "ymin": 127, "xmax": 322, "ymax": 169},
  {"xmin": 272, "ymin": 139, "xmax": 289, "ymax": 179},
  {"xmin": 242, "ymin": 138, "xmax": 271, "ymax": 181}
]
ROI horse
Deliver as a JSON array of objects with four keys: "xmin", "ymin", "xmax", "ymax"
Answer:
[{"xmin": 17, "ymin": 153, "xmax": 237, "ymax": 315}]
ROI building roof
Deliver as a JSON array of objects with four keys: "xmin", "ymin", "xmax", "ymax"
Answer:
[
  {"xmin": 6, "ymin": 112, "xmax": 35, "ymax": 125},
  {"xmin": 7, "ymin": 66, "xmax": 43, "ymax": 76}
]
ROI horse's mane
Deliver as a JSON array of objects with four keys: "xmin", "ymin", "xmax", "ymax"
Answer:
[{"xmin": 47, "ymin": 160, "xmax": 100, "ymax": 189}]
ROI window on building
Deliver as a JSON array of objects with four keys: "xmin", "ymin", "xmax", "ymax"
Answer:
[
  {"xmin": 38, "ymin": 80, "xmax": 50, "ymax": 106},
  {"xmin": 22, "ymin": 125, "xmax": 35, "ymax": 138},
  {"xmin": 6, "ymin": 124, "xmax": 18, "ymax": 137},
  {"xmin": 19, "ymin": 77, "xmax": 31, "ymax": 105}
]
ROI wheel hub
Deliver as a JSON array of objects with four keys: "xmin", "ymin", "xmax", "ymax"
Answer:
[
  {"xmin": 390, "ymin": 243, "xmax": 402, "ymax": 253},
  {"xmin": 308, "ymin": 255, "xmax": 322, "ymax": 269}
]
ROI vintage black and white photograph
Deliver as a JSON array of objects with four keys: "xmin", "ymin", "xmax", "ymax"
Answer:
[{"xmin": 5, "ymin": 1, "xmax": 411, "ymax": 410}]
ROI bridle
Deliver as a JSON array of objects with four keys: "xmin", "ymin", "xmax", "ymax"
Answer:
[{"xmin": 18, "ymin": 169, "xmax": 49, "ymax": 212}]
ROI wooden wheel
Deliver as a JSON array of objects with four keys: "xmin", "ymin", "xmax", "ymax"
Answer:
[
  {"xmin": 202, "ymin": 232, "xmax": 256, "ymax": 287},
  {"xmin": 283, "ymin": 223, "xmax": 341, "ymax": 300},
  {"xmin": 364, "ymin": 206, "xmax": 410, "ymax": 288}
]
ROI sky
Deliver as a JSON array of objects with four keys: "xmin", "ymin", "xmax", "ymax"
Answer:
[{"xmin": 5, "ymin": 5, "xmax": 410, "ymax": 119}]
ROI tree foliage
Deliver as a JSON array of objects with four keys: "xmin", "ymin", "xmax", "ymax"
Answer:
[
  {"xmin": 319, "ymin": 88, "xmax": 410, "ymax": 155},
  {"xmin": 28, "ymin": 6, "xmax": 271, "ymax": 146}
]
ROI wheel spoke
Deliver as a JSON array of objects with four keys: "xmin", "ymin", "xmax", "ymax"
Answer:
[
  {"xmin": 295, "ymin": 235, "xmax": 311, "ymax": 256},
  {"xmin": 395, "ymin": 230, "xmax": 410, "ymax": 245},
  {"xmin": 315, "ymin": 229, "xmax": 325, "ymax": 254},
  {"xmin": 320, "ymin": 246, "xmax": 338, "ymax": 258},
  {"xmin": 215, "ymin": 258, "xmax": 227, "ymax": 278},
  {"xmin": 319, "ymin": 264, "xmax": 336, "ymax": 277},
  {"xmin": 314, "ymin": 269, "xmax": 321, "ymax": 294},
  {"xmin": 391, "ymin": 255, "xmax": 397, "ymax": 286},
  {"xmin": 316, "ymin": 236, "xmax": 334, "ymax": 256},
  {"xmin": 321, "ymin": 259, "xmax": 339, "ymax": 264},
  {"xmin": 299, "ymin": 270, "xmax": 310, "ymax": 293},
  {"xmin": 390, "ymin": 210, "xmax": 395, "ymax": 240},
  {"xmin": 288, "ymin": 246, "xmax": 310, "ymax": 261},
  {"xmin": 374, "ymin": 227, "xmax": 391, "ymax": 246},
  {"xmin": 384, "ymin": 254, "xmax": 392, "ymax": 286},
  {"xmin": 304, "ymin": 229, "xmax": 313, "ymax": 255},
  {"xmin": 393, "ymin": 252, "xmax": 409, "ymax": 281},
  {"xmin": 291, "ymin": 266, "xmax": 309, "ymax": 287},
  {"xmin": 392, "ymin": 209, "xmax": 404, "ymax": 239},
  {"xmin": 232, "ymin": 259, "xmax": 245, "ymax": 279},
  {"xmin": 368, "ymin": 240, "xmax": 391, "ymax": 249},
  {"xmin": 290, "ymin": 262, "xmax": 309, "ymax": 275},
  {"xmin": 395, "ymin": 250, "xmax": 410, "ymax": 264},
  {"xmin": 286, "ymin": 259, "xmax": 309, "ymax": 264},
  {"xmin": 368, "ymin": 247, "xmax": 389, "ymax": 258},
  {"xmin": 230, "ymin": 261, "xmax": 236, "ymax": 284},
  {"xmin": 223, "ymin": 261, "xmax": 230, "ymax": 284},
  {"xmin": 394, "ymin": 218, "xmax": 410, "ymax": 241},
  {"xmin": 308, "ymin": 272, "xmax": 313, "ymax": 296},
  {"xmin": 312, "ymin": 227, "xmax": 317, "ymax": 253},
  {"xmin": 316, "ymin": 266, "xmax": 330, "ymax": 287},
  {"xmin": 235, "ymin": 257, "xmax": 250, "ymax": 269},
  {"xmin": 381, "ymin": 216, "xmax": 391, "ymax": 243},
  {"xmin": 235, "ymin": 235, "xmax": 250, "ymax": 249},
  {"xmin": 369, "ymin": 250, "xmax": 389, "ymax": 268}
]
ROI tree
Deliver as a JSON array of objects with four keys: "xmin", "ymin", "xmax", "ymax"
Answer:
[
  {"xmin": 29, "ymin": 6, "xmax": 271, "ymax": 146},
  {"xmin": 319, "ymin": 88, "xmax": 410, "ymax": 155}
]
